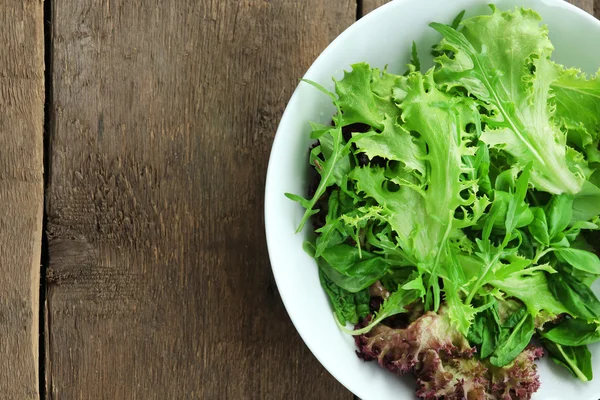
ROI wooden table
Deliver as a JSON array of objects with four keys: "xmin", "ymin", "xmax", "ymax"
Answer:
[{"xmin": 1, "ymin": 0, "xmax": 598, "ymax": 398}]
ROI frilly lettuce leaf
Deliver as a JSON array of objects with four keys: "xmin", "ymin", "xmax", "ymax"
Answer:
[
  {"xmin": 285, "ymin": 80, "xmax": 374, "ymax": 232},
  {"xmin": 552, "ymin": 66, "xmax": 600, "ymax": 149},
  {"xmin": 432, "ymin": 6, "xmax": 587, "ymax": 194},
  {"xmin": 356, "ymin": 307, "xmax": 543, "ymax": 398},
  {"xmin": 354, "ymin": 116, "xmax": 426, "ymax": 174},
  {"xmin": 337, "ymin": 64, "xmax": 427, "ymax": 173},
  {"xmin": 335, "ymin": 62, "xmax": 396, "ymax": 128},
  {"xmin": 490, "ymin": 271, "xmax": 570, "ymax": 317}
]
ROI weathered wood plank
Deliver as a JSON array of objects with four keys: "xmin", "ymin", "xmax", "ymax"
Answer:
[
  {"xmin": 361, "ymin": 0, "xmax": 388, "ymax": 16},
  {"xmin": 46, "ymin": 0, "xmax": 355, "ymax": 398},
  {"xmin": 0, "ymin": 1, "xmax": 44, "ymax": 398},
  {"xmin": 362, "ymin": 0, "xmax": 596, "ymax": 16},
  {"xmin": 570, "ymin": 0, "xmax": 595, "ymax": 14}
]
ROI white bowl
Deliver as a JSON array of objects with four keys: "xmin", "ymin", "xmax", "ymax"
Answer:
[{"xmin": 264, "ymin": 1, "xmax": 600, "ymax": 399}]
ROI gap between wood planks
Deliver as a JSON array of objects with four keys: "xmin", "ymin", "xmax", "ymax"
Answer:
[
  {"xmin": 356, "ymin": 0, "xmax": 364, "ymax": 20},
  {"xmin": 41, "ymin": 0, "xmax": 53, "ymax": 398}
]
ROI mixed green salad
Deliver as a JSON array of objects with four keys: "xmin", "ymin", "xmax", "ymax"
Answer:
[{"xmin": 286, "ymin": 5, "xmax": 600, "ymax": 400}]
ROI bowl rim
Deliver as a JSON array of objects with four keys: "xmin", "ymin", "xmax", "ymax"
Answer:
[{"xmin": 264, "ymin": 0, "xmax": 600, "ymax": 398}]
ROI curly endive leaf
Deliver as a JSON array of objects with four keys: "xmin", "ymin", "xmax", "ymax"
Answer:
[
  {"xmin": 432, "ymin": 6, "xmax": 586, "ymax": 194},
  {"xmin": 552, "ymin": 66, "xmax": 600, "ymax": 148}
]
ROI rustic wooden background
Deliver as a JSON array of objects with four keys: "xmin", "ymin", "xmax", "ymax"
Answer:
[
  {"xmin": 0, "ymin": 1, "xmax": 44, "ymax": 398},
  {"xmin": 0, "ymin": 0, "xmax": 598, "ymax": 399}
]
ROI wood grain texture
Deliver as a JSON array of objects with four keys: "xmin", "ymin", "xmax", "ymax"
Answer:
[
  {"xmin": 362, "ymin": 0, "xmax": 597, "ymax": 16},
  {"xmin": 0, "ymin": 1, "xmax": 44, "ymax": 398},
  {"xmin": 570, "ymin": 0, "xmax": 595, "ymax": 13},
  {"xmin": 46, "ymin": 0, "xmax": 355, "ymax": 399},
  {"xmin": 361, "ymin": 0, "xmax": 388, "ymax": 16}
]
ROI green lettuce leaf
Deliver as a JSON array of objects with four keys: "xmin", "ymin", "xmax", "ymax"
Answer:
[
  {"xmin": 432, "ymin": 6, "xmax": 587, "ymax": 194},
  {"xmin": 542, "ymin": 340, "xmax": 593, "ymax": 382},
  {"xmin": 489, "ymin": 271, "xmax": 570, "ymax": 317},
  {"xmin": 319, "ymin": 269, "xmax": 370, "ymax": 325},
  {"xmin": 552, "ymin": 67, "xmax": 600, "ymax": 149}
]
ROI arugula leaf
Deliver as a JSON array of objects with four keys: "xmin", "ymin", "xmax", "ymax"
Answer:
[
  {"xmin": 450, "ymin": 10, "xmax": 466, "ymax": 29},
  {"xmin": 546, "ymin": 194, "xmax": 574, "ymax": 240},
  {"xmin": 467, "ymin": 301, "xmax": 501, "ymax": 359},
  {"xmin": 410, "ymin": 41, "xmax": 421, "ymax": 72},
  {"xmin": 466, "ymin": 167, "xmax": 532, "ymax": 302},
  {"xmin": 543, "ymin": 318, "xmax": 600, "ymax": 347},
  {"xmin": 489, "ymin": 191, "xmax": 534, "ymax": 230},
  {"xmin": 504, "ymin": 164, "xmax": 533, "ymax": 238},
  {"xmin": 286, "ymin": 81, "xmax": 373, "ymax": 232},
  {"xmin": 542, "ymin": 339, "xmax": 593, "ymax": 381},
  {"xmin": 430, "ymin": 10, "xmax": 466, "ymax": 58},
  {"xmin": 547, "ymin": 271, "xmax": 600, "ymax": 320},
  {"xmin": 490, "ymin": 309, "xmax": 535, "ymax": 367},
  {"xmin": 529, "ymin": 207, "xmax": 550, "ymax": 247},
  {"xmin": 467, "ymin": 312, "xmax": 485, "ymax": 346},
  {"xmin": 313, "ymin": 191, "xmax": 348, "ymax": 257}
]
